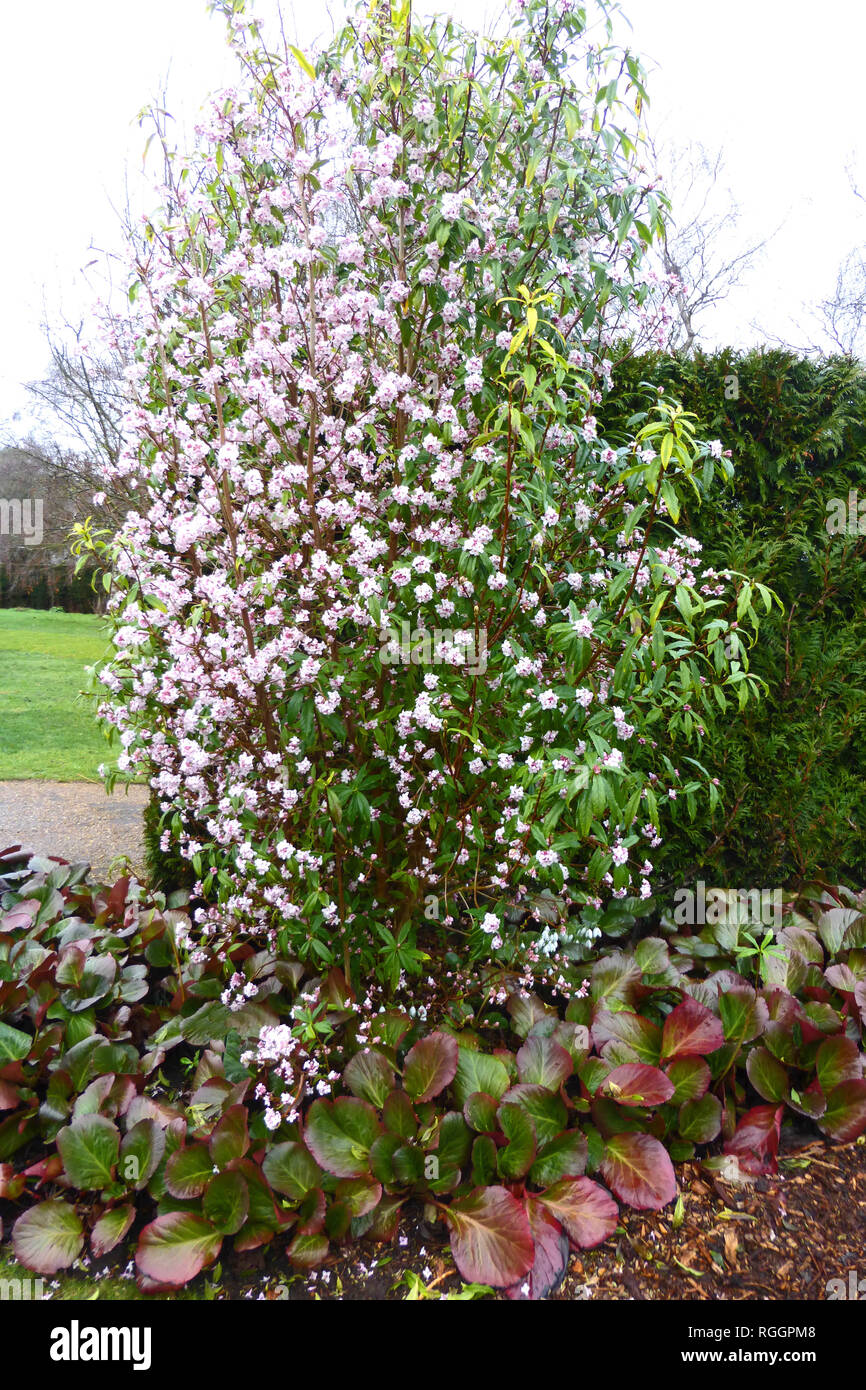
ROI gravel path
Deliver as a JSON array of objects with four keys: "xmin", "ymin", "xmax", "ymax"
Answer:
[{"xmin": 0, "ymin": 781, "xmax": 148, "ymax": 882}]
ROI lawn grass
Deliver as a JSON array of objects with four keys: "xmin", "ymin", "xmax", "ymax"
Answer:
[{"xmin": 0, "ymin": 608, "xmax": 116, "ymax": 781}]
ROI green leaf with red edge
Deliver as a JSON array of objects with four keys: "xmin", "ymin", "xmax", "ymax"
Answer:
[
  {"xmin": 552, "ymin": 1021, "xmax": 591, "ymax": 1067},
  {"xmin": 678, "ymin": 1094, "xmax": 723, "ymax": 1143},
  {"xmin": 383, "ymin": 1089, "xmax": 417, "ymax": 1139},
  {"xmin": 516, "ymin": 1035, "xmax": 573, "ymax": 1090},
  {"xmin": 13, "ymin": 1200, "xmax": 84, "ymax": 1274},
  {"xmin": 343, "ymin": 1048, "xmax": 395, "ymax": 1108},
  {"xmin": 502, "ymin": 1084, "xmax": 567, "ymax": 1147},
  {"xmin": 120, "ymin": 1119, "xmax": 165, "ymax": 1190},
  {"xmin": 497, "ymin": 1102, "xmax": 536, "ymax": 1180},
  {"xmin": 164, "ymin": 1143, "xmax": 213, "ymax": 1199},
  {"xmin": 471, "ymin": 1134, "xmax": 497, "ymax": 1185},
  {"xmin": 56, "ymin": 1114, "xmax": 120, "ymax": 1189},
  {"xmin": 723, "ymin": 1105, "xmax": 782, "ymax": 1175},
  {"xmin": 600, "ymin": 1132, "xmax": 677, "ymax": 1210},
  {"xmin": 665, "ymin": 1056, "xmax": 711, "ymax": 1104},
  {"xmin": 599, "ymin": 1063, "xmax": 674, "ymax": 1107},
  {"xmin": 304, "ymin": 1097, "xmax": 381, "ymax": 1178},
  {"xmin": 746, "ymin": 1047, "xmax": 790, "ymax": 1103},
  {"xmin": 529, "ymin": 1130, "xmax": 588, "ymax": 1187},
  {"xmin": 444, "ymin": 1186, "xmax": 535, "ymax": 1287},
  {"xmin": 718, "ymin": 983, "xmax": 768, "ymax": 1043},
  {"xmin": 91, "ymin": 1203, "xmax": 135, "ymax": 1258},
  {"xmin": 538, "ymin": 1175, "xmax": 619, "ymax": 1248},
  {"xmin": 661, "ymin": 996, "xmax": 725, "ymax": 1060},
  {"xmin": 787, "ymin": 1078, "xmax": 826, "ymax": 1120},
  {"xmin": 262, "ymin": 1141, "xmax": 322, "ymax": 1200},
  {"xmin": 504, "ymin": 1197, "xmax": 569, "ymax": 1301},
  {"xmin": 453, "ymin": 1048, "xmax": 510, "ymax": 1107},
  {"xmin": 590, "ymin": 953, "xmax": 642, "ymax": 1006},
  {"xmin": 335, "ymin": 1176, "xmax": 382, "ymax": 1217},
  {"xmin": 208, "ymin": 1104, "xmax": 249, "ymax": 1167},
  {"xmin": 287, "ymin": 1230, "xmax": 329, "ymax": 1268},
  {"xmin": 591, "ymin": 1008, "xmax": 662, "ymax": 1065},
  {"xmin": 464, "ymin": 1091, "xmax": 498, "ymax": 1133},
  {"xmin": 403, "ymin": 1032, "xmax": 459, "ymax": 1103},
  {"xmin": 818, "ymin": 1080, "xmax": 866, "ymax": 1141},
  {"xmin": 816, "ymin": 1036, "xmax": 863, "ymax": 1093},
  {"xmin": 203, "ymin": 1170, "xmax": 249, "ymax": 1234},
  {"xmin": 136, "ymin": 1212, "xmax": 222, "ymax": 1287}
]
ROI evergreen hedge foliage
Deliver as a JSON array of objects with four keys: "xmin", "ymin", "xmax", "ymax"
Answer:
[{"xmin": 606, "ymin": 347, "xmax": 866, "ymax": 892}]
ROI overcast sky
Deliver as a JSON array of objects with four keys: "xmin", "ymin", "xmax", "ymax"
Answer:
[{"xmin": 1, "ymin": 0, "xmax": 864, "ymax": 432}]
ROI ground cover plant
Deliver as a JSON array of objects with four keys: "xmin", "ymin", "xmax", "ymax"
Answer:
[
  {"xmin": 0, "ymin": 609, "xmax": 116, "ymax": 781},
  {"xmin": 1, "ymin": 850, "xmax": 864, "ymax": 1296}
]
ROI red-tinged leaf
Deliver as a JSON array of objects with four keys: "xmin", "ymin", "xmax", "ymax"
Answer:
[
  {"xmin": 746, "ymin": 1047, "xmax": 790, "ymax": 1103},
  {"xmin": 678, "ymin": 1093, "xmax": 723, "ymax": 1143},
  {"xmin": 661, "ymin": 996, "xmax": 725, "ymax": 1060},
  {"xmin": 665, "ymin": 1056, "xmax": 711, "ymax": 1104},
  {"xmin": 335, "ymin": 1176, "xmax": 382, "ymax": 1218},
  {"xmin": 208, "ymin": 1104, "xmax": 249, "ymax": 1167},
  {"xmin": 591, "ymin": 1008, "xmax": 662, "ymax": 1065},
  {"xmin": 787, "ymin": 1077, "xmax": 827, "ymax": 1120},
  {"xmin": 343, "ymin": 1048, "xmax": 395, "ymax": 1108},
  {"xmin": 600, "ymin": 1132, "xmax": 677, "ymax": 1210},
  {"xmin": 538, "ymin": 1176, "xmax": 619, "ymax": 1249},
  {"xmin": 402, "ymin": 1032, "xmax": 458, "ymax": 1103},
  {"xmin": 12, "ymin": 1200, "xmax": 84, "ymax": 1274},
  {"xmin": 0, "ymin": 1080, "xmax": 20, "ymax": 1110},
  {"xmin": 855, "ymin": 981, "xmax": 866, "ymax": 1024},
  {"xmin": 287, "ymin": 1230, "xmax": 328, "ymax": 1268},
  {"xmin": 136, "ymin": 1213, "xmax": 222, "ymax": 1287},
  {"xmin": 91, "ymin": 1203, "xmax": 135, "ymax": 1258},
  {"xmin": 304, "ymin": 1097, "xmax": 381, "ymax": 1178},
  {"xmin": 0, "ymin": 1162, "xmax": 24, "ymax": 1199},
  {"xmin": 816, "ymin": 1036, "xmax": 863, "ymax": 1093},
  {"xmin": 724, "ymin": 1105, "xmax": 783, "ymax": 1175},
  {"xmin": 600, "ymin": 1063, "xmax": 674, "ymax": 1107},
  {"xmin": 444, "ymin": 1186, "xmax": 534, "ymax": 1287},
  {"xmin": 504, "ymin": 1197, "xmax": 569, "ymax": 1300},
  {"xmin": 164, "ymin": 1143, "xmax": 213, "ymax": 1199},
  {"xmin": 516, "ymin": 1035, "xmax": 573, "ymax": 1090},
  {"xmin": 818, "ymin": 1080, "xmax": 866, "ymax": 1142}
]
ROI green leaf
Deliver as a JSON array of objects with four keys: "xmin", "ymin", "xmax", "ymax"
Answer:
[
  {"xmin": 203, "ymin": 1170, "xmax": 249, "ymax": 1235},
  {"xmin": 403, "ymin": 1032, "xmax": 459, "ymax": 1103},
  {"xmin": 91, "ymin": 1203, "xmax": 135, "ymax": 1258},
  {"xmin": 13, "ymin": 1200, "xmax": 84, "ymax": 1274},
  {"xmin": 453, "ymin": 1048, "xmax": 510, "ymax": 1107},
  {"xmin": 496, "ymin": 1102, "xmax": 536, "ymax": 1180},
  {"xmin": 304, "ymin": 1097, "xmax": 382, "ymax": 1178},
  {"xmin": 262, "ymin": 1141, "xmax": 322, "ymax": 1200},
  {"xmin": 0, "ymin": 1020, "xmax": 31, "ymax": 1064},
  {"xmin": 165, "ymin": 1143, "xmax": 214, "ymax": 1200},
  {"xmin": 343, "ymin": 1049, "xmax": 395, "ymax": 1108},
  {"xmin": 136, "ymin": 1212, "xmax": 222, "ymax": 1287},
  {"xmin": 56, "ymin": 1115, "xmax": 120, "ymax": 1189}
]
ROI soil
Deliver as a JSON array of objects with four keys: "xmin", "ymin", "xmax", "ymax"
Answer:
[{"xmin": 0, "ymin": 780, "xmax": 148, "ymax": 881}]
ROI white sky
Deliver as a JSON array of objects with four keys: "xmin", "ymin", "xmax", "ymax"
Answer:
[{"xmin": 1, "ymin": 0, "xmax": 864, "ymax": 431}]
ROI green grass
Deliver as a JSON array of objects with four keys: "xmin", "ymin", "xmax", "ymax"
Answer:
[{"xmin": 0, "ymin": 608, "xmax": 117, "ymax": 780}]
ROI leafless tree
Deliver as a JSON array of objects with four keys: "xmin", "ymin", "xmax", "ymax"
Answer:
[{"xmin": 648, "ymin": 140, "xmax": 777, "ymax": 354}]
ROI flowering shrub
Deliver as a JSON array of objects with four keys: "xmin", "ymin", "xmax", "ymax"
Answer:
[{"xmin": 80, "ymin": 0, "xmax": 768, "ymax": 988}]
